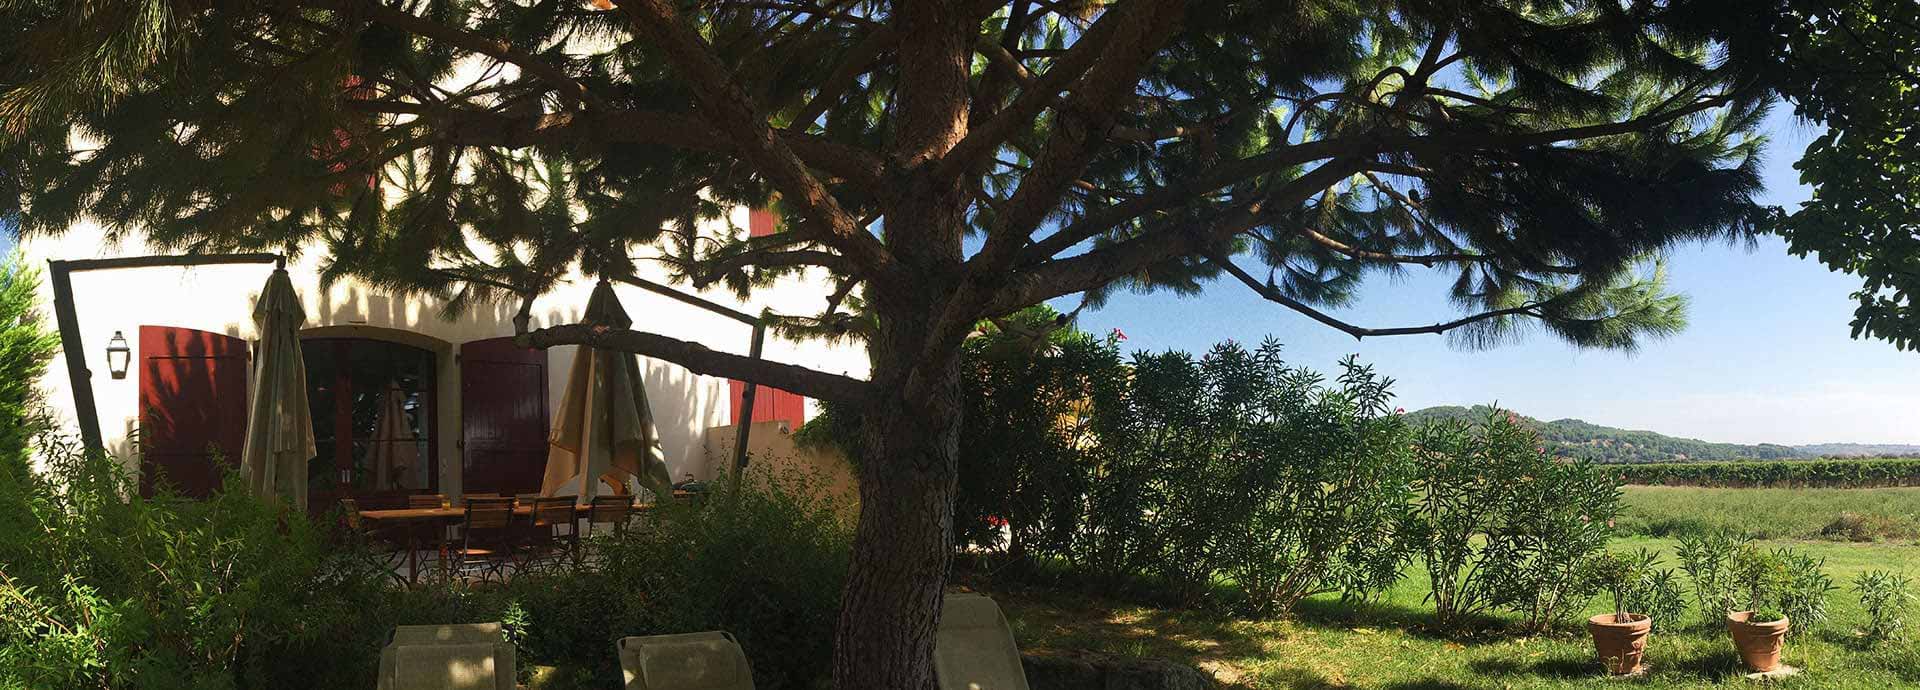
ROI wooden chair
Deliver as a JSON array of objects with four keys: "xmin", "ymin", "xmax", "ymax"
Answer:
[
  {"xmin": 408, "ymin": 493, "xmax": 447, "ymax": 509},
  {"xmin": 450, "ymin": 497, "xmax": 517, "ymax": 582},
  {"xmin": 340, "ymin": 497, "xmax": 407, "ymax": 585},
  {"xmin": 587, "ymin": 495, "xmax": 636, "ymax": 537},
  {"xmin": 523, "ymin": 496, "xmax": 579, "ymax": 570},
  {"xmin": 514, "ymin": 493, "xmax": 541, "ymax": 508}
]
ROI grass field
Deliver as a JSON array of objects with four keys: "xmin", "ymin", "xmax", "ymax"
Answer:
[
  {"xmin": 1617, "ymin": 485, "xmax": 1920, "ymax": 541},
  {"xmin": 983, "ymin": 487, "xmax": 1920, "ymax": 689}
]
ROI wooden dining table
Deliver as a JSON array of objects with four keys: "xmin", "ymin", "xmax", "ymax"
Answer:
[{"xmin": 358, "ymin": 491, "xmax": 697, "ymax": 584}]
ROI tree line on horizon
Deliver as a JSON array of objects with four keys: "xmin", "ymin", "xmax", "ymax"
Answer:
[{"xmin": 1403, "ymin": 405, "xmax": 1920, "ymax": 464}]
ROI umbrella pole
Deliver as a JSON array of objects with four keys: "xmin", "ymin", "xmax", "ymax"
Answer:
[{"xmin": 728, "ymin": 321, "xmax": 766, "ymax": 494}]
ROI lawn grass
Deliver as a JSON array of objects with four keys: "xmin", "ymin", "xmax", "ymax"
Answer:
[
  {"xmin": 1618, "ymin": 486, "xmax": 1920, "ymax": 541},
  {"xmin": 986, "ymin": 537, "xmax": 1920, "ymax": 689}
]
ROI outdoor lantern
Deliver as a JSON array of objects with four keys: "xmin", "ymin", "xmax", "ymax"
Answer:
[{"xmin": 105, "ymin": 331, "xmax": 131, "ymax": 380}]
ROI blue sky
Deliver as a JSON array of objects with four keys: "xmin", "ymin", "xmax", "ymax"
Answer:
[{"xmin": 1063, "ymin": 111, "xmax": 1920, "ymax": 446}]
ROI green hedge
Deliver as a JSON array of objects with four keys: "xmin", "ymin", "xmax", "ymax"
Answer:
[{"xmin": 1618, "ymin": 458, "xmax": 1920, "ymax": 488}]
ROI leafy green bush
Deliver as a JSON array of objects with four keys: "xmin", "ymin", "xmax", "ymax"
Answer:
[
  {"xmin": 1675, "ymin": 531, "xmax": 1751, "ymax": 626},
  {"xmin": 0, "ymin": 436, "xmax": 391, "ymax": 690},
  {"xmin": 1854, "ymin": 570, "xmax": 1913, "ymax": 643},
  {"xmin": 1408, "ymin": 408, "xmax": 1621, "ymax": 632},
  {"xmin": 956, "ymin": 310, "xmax": 1127, "ymax": 559},
  {"xmin": 1066, "ymin": 341, "xmax": 1418, "ymax": 614},
  {"xmin": 588, "ymin": 467, "xmax": 854, "ymax": 689},
  {"xmin": 1580, "ymin": 549, "xmax": 1686, "ymax": 631},
  {"xmin": 1205, "ymin": 352, "xmax": 1415, "ymax": 615},
  {"xmin": 1730, "ymin": 545, "xmax": 1837, "ymax": 634}
]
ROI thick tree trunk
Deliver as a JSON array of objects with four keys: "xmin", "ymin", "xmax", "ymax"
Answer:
[
  {"xmin": 830, "ymin": 327, "xmax": 963, "ymax": 689},
  {"xmin": 829, "ymin": 299, "xmax": 965, "ymax": 688}
]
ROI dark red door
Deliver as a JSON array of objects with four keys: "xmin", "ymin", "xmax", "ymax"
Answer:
[
  {"xmin": 460, "ymin": 337, "xmax": 548, "ymax": 495},
  {"xmin": 138, "ymin": 326, "xmax": 249, "ymax": 498}
]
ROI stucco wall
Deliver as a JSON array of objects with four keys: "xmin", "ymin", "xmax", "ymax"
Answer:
[{"xmin": 18, "ymin": 207, "xmax": 869, "ymax": 495}]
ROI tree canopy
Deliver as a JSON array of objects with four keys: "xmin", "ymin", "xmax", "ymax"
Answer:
[
  {"xmin": 1768, "ymin": 0, "xmax": 1920, "ymax": 351},
  {"xmin": 0, "ymin": 1, "xmax": 1823, "ymax": 686},
  {"xmin": 1, "ymin": 0, "xmax": 1791, "ymax": 378}
]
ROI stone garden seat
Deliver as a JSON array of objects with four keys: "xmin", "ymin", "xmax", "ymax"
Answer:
[
  {"xmin": 936, "ymin": 593, "xmax": 1033, "ymax": 690},
  {"xmin": 377, "ymin": 623, "xmax": 517, "ymax": 690},
  {"xmin": 618, "ymin": 631, "xmax": 756, "ymax": 690}
]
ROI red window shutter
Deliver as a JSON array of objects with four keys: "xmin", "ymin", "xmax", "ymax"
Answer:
[
  {"xmin": 729, "ymin": 380, "xmax": 807, "ymax": 427},
  {"xmin": 748, "ymin": 209, "xmax": 777, "ymax": 238},
  {"xmin": 460, "ymin": 337, "xmax": 548, "ymax": 495},
  {"xmin": 138, "ymin": 326, "xmax": 249, "ymax": 498}
]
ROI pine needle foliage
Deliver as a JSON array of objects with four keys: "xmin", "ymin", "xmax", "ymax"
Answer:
[
  {"xmin": 0, "ymin": 0, "xmax": 1794, "ymax": 352},
  {"xmin": 0, "ymin": 251, "xmax": 57, "ymax": 476}
]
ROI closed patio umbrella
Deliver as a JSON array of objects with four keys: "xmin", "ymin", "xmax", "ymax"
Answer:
[
  {"xmin": 540, "ymin": 280, "xmax": 674, "ymax": 500},
  {"xmin": 368, "ymin": 385, "xmax": 419, "ymax": 490},
  {"xmin": 241, "ymin": 268, "xmax": 317, "ymax": 512}
]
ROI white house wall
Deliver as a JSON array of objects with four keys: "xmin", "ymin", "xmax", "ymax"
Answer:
[{"xmin": 20, "ymin": 206, "xmax": 870, "ymax": 494}]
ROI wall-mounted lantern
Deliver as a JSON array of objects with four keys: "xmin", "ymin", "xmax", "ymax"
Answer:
[{"xmin": 105, "ymin": 331, "xmax": 130, "ymax": 380}]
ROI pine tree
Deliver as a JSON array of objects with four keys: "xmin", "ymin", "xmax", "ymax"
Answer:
[
  {"xmin": 0, "ymin": 2, "xmax": 1802, "ymax": 685},
  {"xmin": 0, "ymin": 251, "xmax": 58, "ymax": 477}
]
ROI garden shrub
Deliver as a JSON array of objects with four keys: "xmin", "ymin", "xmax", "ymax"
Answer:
[
  {"xmin": 1740, "ymin": 546, "xmax": 1837, "ymax": 636},
  {"xmin": 1675, "ymin": 531, "xmax": 1751, "ymax": 626},
  {"xmin": 588, "ymin": 466, "xmax": 854, "ymax": 689},
  {"xmin": 1854, "ymin": 570, "xmax": 1913, "ymax": 643},
  {"xmin": 1407, "ymin": 408, "xmax": 1621, "ymax": 632},
  {"xmin": 955, "ymin": 311, "xmax": 1127, "ymax": 561},
  {"xmin": 1579, "ymin": 549, "xmax": 1687, "ymax": 632},
  {"xmin": 1203, "ymin": 352, "xmax": 1415, "ymax": 615},
  {"xmin": 1067, "ymin": 341, "xmax": 1418, "ymax": 614},
  {"xmin": 0, "ymin": 436, "xmax": 391, "ymax": 690}
]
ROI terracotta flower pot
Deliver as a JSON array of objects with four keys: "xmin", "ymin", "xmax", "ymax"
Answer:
[
  {"xmin": 1586, "ymin": 613, "xmax": 1652, "ymax": 675},
  {"xmin": 1726, "ymin": 611, "xmax": 1791, "ymax": 672}
]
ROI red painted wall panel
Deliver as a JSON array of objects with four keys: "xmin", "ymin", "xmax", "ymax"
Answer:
[
  {"xmin": 729, "ymin": 380, "xmax": 807, "ymax": 427},
  {"xmin": 748, "ymin": 209, "xmax": 776, "ymax": 237},
  {"xmin": 137, "ymin": 325, "xmax": 249, "ymax": 498}
]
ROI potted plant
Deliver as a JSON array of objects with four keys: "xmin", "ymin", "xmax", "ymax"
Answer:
[
  {"xmin": 1580, "ymin": 550, "xmax": 1665, "ymax": 675},
  {"xmin": 1725, "ymin": 546, "xmax": 1835, "ymax": 673}
]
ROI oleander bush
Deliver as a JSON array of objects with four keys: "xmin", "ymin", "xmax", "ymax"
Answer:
[
  {"xmin": 1407, "ymin": 408, "xmax": 1623, "ymax": 632},
  {"xmin": 1854, "ymin": 570, "xmax": 1913, "ymax": 643},
  {"xmin": 1675, "ymin": 531, "xmax": 1752, "ymax": 626}
]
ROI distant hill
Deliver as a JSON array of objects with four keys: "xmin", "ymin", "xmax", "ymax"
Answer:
[{"xmin": 1403, "ymin": 405, "xmax": 1920, "ymax": 464}]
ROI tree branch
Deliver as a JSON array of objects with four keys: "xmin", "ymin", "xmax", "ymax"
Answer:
[
  {"xmin": 517, "ymin": 323, "xmax": 869, "ymax": 401},
  {"xmin": 990, "ymin": 158, "xmax": 1364, "ymax": 313},
  {"xmin": 613, "ymin": 0, "xmax": 896, "ymax": 275},
  {"xmin": 935, "ymin": 0, "xmax": 1161, "ymax": 179},
  {"xmin": 1016, "ymin": 94, "xmax": 1738, "ymax": 264},
  {"xmin": 693, "ymin": 248, "xmax": 858, "ymax": 288},
  {"xmin": 1209, "ymin": 252, "xmax": 1546, "ymax": 339},
  {"xmin": 1291, "ymin": 227, "xmax": 1582, "ymax": 274},
  {"xmin": 320, "ymin": 0, "xmax": 609, "ymax": 111},
  {"xmin": 376, "ymin": 105, "xmax": 887, "ymax": 189}
]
